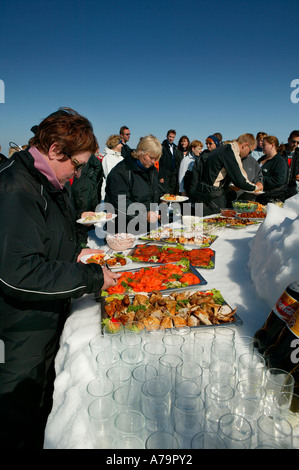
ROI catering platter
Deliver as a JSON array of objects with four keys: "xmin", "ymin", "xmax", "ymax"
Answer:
[
  {"xmin": 160, "ymin": 194, "xmax": 189, "ymax": 202},
  {"xmin": 100, "ymin": 287, "xmax": 242, "ymax": 331},
  {"xmin": 76, "ymin": 212, "xmax": 117, "ymax": 225},
  {"xmin": 128, "ymin": 244, "xmax": 215, "ymax": 269},
  {"xmin": 98, "ymin": 262, "xmax": 207, "ymax": 298},
  {"xmin": 80, "ymin": 252, "xmax": 132, "ymax": 270},
  {"xmin": 236, "ymin": 214, "xmax": 266, "ymax": 222},
  {"xmin": 204, "ymin": 216, "xmax": 259, "ymax": 228},
  {"xmin": 139, "ymin": 227, "xmax": 218, "ymax": 247}
]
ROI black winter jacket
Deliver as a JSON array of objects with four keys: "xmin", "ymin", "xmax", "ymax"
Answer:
[
  {"xmin": 0, "ymin": 151, "xmax": 104, "ymax": 446},
  {"xmin": 190, "ymin": 144, "xmax": 256, "ymax": 206},
  {"xmin": 256, "ymin": 153, "xmax": 289, "ymax": 204},
  {"xmin": 68, "ymin": 154, "xmax": 103, "ymax": 246},
  {"xmin": 105, "ymin": 155, "xmax": 165, "ymax": 232},
  {"xmin": 159, "ymin": 140, "xmax": 183, "ymax": 194}
]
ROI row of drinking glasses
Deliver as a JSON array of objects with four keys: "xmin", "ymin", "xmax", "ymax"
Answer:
[{"xmin": 87, "ymin": 324, "xmax": 298, "ymax": 449}]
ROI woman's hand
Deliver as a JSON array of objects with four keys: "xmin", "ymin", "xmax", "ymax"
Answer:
[
  {"xmin": 101, "ymin": 266, "xmax": 121, "ymax": 291},
  {"xmin": 147, "ymin": 211, "xmax": 160, "ymax": 223},
  {"xmin": 77, "ymin": 248, "xmax": 104, "ymax": 263}
]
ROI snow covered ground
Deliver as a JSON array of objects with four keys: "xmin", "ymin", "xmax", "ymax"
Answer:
[{"xmin": 44, "ymin": 194, "xmax": 299, "ymax": 449}]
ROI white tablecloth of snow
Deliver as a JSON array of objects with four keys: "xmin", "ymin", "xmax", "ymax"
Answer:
[{"xmin": 44, "ymin": 194, "xmax": 299, "ymax": 449}]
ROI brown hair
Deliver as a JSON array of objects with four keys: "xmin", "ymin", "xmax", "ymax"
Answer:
[
  {"xmin": 178, "ymin": 135, "xmax": 190, "ymax": 152},
  {"xmin": 29, "ymin": 107, "xmax": 98, "ymax": 158},
  {"xmin": 190, "ymin": 140, "xmax": 203, "ymax": 149},
  {"xmin": 213, "ymin": 132, "xmax": 223, "ymax": 143},
  {"xmin": 263, "ymin": 135, "xmax": 285, "ymax": 154},
  {"xmin": 256, "ymin": 132, "xmax": 268, "ymax": 140},
  {"xmin": 119, "ymin": 126, "xmax": 129, "ymax": 135},
  {"xmin": 167, "ymin": 129, "xmax": 176, "ymax": 137}
]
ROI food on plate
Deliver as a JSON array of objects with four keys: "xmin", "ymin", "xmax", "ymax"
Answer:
[
  {"xmin": 101, "ymin": 289, "xmax": 238, "ymax": 329},
  {"xmin": 106, "ymin": 233, "xmax": 136, "ymax": 251},
  {"xmin": 102, "ymin": 262, "xmax": 202, "ymax": 296},
  {"xmin": 160, "ymin": 194, "xmax": 188, "ymax": 202},
  {"xmin": 86, "ymin": 252, "xmax": 127, "ymax": 266},
  {"xmin": 161, "ymin": 194, "xmax": 180, "ymax": 201},
  {"xmin": 220, "ymin": 209, "xmax": 237, "ymax": 217},
  {"xmin": 82, "ymin": 212, "xmax": 112, "ymax": 223},
  {"xmin": 129, "ymin": 244, "xmax": 215, "ymax": 268}
]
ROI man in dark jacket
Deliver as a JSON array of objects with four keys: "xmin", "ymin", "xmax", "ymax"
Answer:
[
  {"xmin": 190, "ymin": 134, "xmax": 263, "ymax": 215},
  {"xmin": 281, "ymin": 130, "xmax": 299, "ymax": 198},
  {"xmin": 159, "ymin": 129, "xmax": 183, "ymax": 194},
  {"xmin": 0, "ymin": 108, "xmax": 120, "ymax": 449},
  {"xmin": 120, "ymin": 125, "xmax": 133, "ymax": 161}
]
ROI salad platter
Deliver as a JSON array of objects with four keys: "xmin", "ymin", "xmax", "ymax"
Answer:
[
  {"xmin": 129, "ymin": 244, "xmax": 215, "ymax": 269},
  {"xmin": 101, "ymin": 287, "xmax": 242, "ymax": 331}
]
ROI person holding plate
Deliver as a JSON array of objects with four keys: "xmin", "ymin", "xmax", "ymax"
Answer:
[
  {"xmin": 105, "ymin": 134, "xmax": 165, "ymax": 233},
  {"xmin": 0, "ymin": 108, "xmax": 120, "ymax": 449}
]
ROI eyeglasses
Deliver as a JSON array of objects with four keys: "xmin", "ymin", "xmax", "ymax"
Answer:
[
  {"xmin": 291, "ymin": 140, "xmax": 299, "ymax": 145},
  {"xmin": 68, "ymin": 156, "xmax": 86, "ymax": 172},
  {"xmin": 246, "ymin": 144, "xmax": 253, "ymax": 154},
  {"xmin": 124, "ymin": 133, "xmax": 131, "ymax": 136}
]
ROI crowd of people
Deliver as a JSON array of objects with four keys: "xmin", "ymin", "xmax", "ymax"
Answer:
[{"xmin": 0, "ymin": 107, "xmax": 299, "ymax": 449}]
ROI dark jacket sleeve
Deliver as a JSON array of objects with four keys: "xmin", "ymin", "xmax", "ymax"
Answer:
[
  {"xmin": 222, "ymin": 147, "xmax": 256, "ymax": 191},
  {"xmin": 0, "ymin": 191, "xmax": 104, "ymax": 303}
]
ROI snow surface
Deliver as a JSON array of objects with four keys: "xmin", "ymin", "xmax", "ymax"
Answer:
[{"xmin": 44, "ymin": 194, "xmax": 299, "ymax": 449}]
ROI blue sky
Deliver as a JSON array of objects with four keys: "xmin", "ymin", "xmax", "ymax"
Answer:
[{"xmin": 1, "ymin": 0, "xmax": 299, "ymax": 156}]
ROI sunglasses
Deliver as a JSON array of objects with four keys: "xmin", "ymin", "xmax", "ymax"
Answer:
[
  {"xmin": 292, "ymin": 140, "xmax": 299, "ymax": 145},
  {"xmin": 68, "ymin": 156, "xmax": 86, "ymax": 172}
]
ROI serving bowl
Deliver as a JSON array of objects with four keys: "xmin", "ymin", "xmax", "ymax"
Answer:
[
  {"xmin": 106, "ymin": 233, "xmax": 136, "ymax": 251},
  {"xmin": 232, "ymin": 201, "xmax": 258, "ymax": 213}
]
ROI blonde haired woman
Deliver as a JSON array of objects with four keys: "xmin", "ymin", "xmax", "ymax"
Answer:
[{"xmin": 105, "ymin": 134, "xmax": 164, "ymax": 231}]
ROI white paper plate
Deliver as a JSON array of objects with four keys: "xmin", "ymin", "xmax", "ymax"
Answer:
[
  {"xmin": 77, "ymin": 213, "xmax": 117, "ymax": 225},
  {"xmin": 160, "ymin": 195, "xmax": 189, "ymax": 203},
  {"xmin": 243, "ymin": 190, "xmax": 265, "ymax": 195},
  {"xmin": 80, "ymin": 253, "xmax": 132, "ymax": 270}
]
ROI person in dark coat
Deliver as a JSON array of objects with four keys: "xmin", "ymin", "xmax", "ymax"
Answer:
[
  {"xmin": 105, "ymin": 134, "xmax": 165, "ymax": 234},
  {"xmin": 120, "ymin": 125, "xmax": 133, "ymax": 161},
  {"xmin": 68, "ymin": 153, "xmax": 104, "ymax": 246},
  {"xmin": 158, "ymin": 129, "xmax": 183, "ymax": 194},
  {"xmin": 0, "ymin": 108, "xmax": 120, "ymax": 449},
  {"xmin": 190, "ymin": 133, "xmax": 263, "ymax": 215},
  {"xmin": 227, "ymin": 154, "xmax": 264, "ymax": 203},
  {"xmin": 0, "ymin": 145, "xmax": 7, "ymax": 165},
  {"xmin": 281, "ymin": 130, "xmax": 299, "ymax": 199},
  {"xmin": 256, "ymin": 135, "xmax": 288, "ymax": 204}
]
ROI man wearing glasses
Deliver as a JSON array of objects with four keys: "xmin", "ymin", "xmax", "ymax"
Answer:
[
  {"xmin": 189, "ymin": 133, "xmax": 263, "ymax": 215},
  {"xmin": 120, "ymin": 125, "xmax": 133, "ymax": 161}
]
